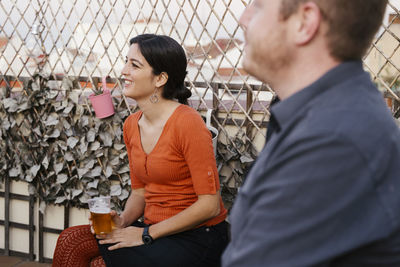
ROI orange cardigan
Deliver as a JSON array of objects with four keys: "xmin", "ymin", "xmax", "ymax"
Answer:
[{"xmin": 123, "ymin": 105, "xmax": 227, "ymax": 226}]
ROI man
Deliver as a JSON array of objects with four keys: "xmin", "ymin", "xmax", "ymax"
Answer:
[{"xmin": 222, "ymin": 0, "xmax": 400, "ymax": 266}]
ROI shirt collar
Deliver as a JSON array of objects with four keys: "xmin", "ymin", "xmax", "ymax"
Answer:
[{"xmin": 270, "ymin": 60, "xmax": 365, "ymax": 129}]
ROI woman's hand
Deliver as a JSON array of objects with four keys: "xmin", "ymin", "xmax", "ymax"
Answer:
[
  {"xmin": 110, "ymin": 210, "xmax": 125, "ymax": 229},
  {"xmin": 97, "ymin": 226, "xmax": 144, "ymax": 250},
  {"xmin": 88, "ymin": 210, "xmax": 125, "ymax": 235}
]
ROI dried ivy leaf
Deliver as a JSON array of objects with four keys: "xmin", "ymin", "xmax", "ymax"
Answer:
[
  {"xmin": 80, "ymin": 116, "xmax": 89, "ymax": 127},
  {"xmin": 2, "ymin": 117, "xmax": 10, "ymax": 130},
  {"xmin": 67, "ymin": 137, "xmax": 79, "ymax": 149},
  {"xmin": 30, "ymin": 164, "xmax": 41, "ymax": 177},
  {"xmin": 87, "ymin": 179, "xmax": 99, "ymax": 189},
  {"xmin": 47, "ymin": 171, "xmax": 55, "ymax": 178},
  {"xmin": 87, "ymin": 166, "xmax": 102, "ymax": 178},
  {"xmin": 79, "ymin": 194, "xmax": 90, "ymax": 203},
  {"xmin": 56, "ymin": 100, "xmax": 69, "ymax": 112},
  {"xmin": 90, "ymin": 141, "xmax": 100, "ymax": 151},
  {"xmin": 63, "ymin": 103, "xmax": 74, "ymax": 114},
  {"xmin": 69, "ymin": 90, "xmax": 80, "ymax": 104},
  {"xmin": 64, "ymin": 128, "xmax": 74, "ymax": 137},
  {"xmin": 105, "ymin": 165, "xmax": 113, "ymax": 178},
  {"xmin": 57, "ymin": 140, "xmax": 68, "ymax": 151},
  {"xmin": 42, "ymin": 156, "xmax": 49, "ymax": 169},
  {"xmin": 18, "ymin": 101, "xmax": 31, "ymax": 112},
  {"xmin": 45, "ymin": 113, "xmax": 59, "ymax": 126},
  {"xmin": 71, "ymin": 189, "xmax": 82, "ymax": 198},
  {"xmin": 119, "ymin": 151, "xmax": 127, "ymax": 159},
  {"xmin": 46, "ymin": 89, "xmax": 59, "ymax": 99},
  {"xmin": 118, "ymin": 188, "xmax": 129, "ymax": 201},
  {"xmin": 117, "ymin": 165, "xmax": 129, "ymax": 174},
  {"xmin": 57, "ymin": 174, "xmax": 68, "ymax": 184},
  {"xmin": 98, "ymin": 181, "xmax": 110, "ymax": 196},
  {"xmin": 25, "ymin": 173, "xmax": 34, "ymax": 182},
  {"xmin": 9, "ymin": 166, "xmax": 21, "ymax": 177},
  {"xmin": 64, "ymin": 152, "xmax": 74, "ymax": 161},
  {"xmin": 39, "ymin": 201, "xmax": 47, "ymax": 214},
  {"xmin": 110, "ymin": 184, "xmax": 121, "ymax": 196},
  {"xmin": 61, "ymin": 77, "xmax": 74, "ymax": 91},
  {"xmin": 3, "ymin": 98, "xmax": 18, "ymax": 112},
  {"xmin": 85, "ymin": 159, "xmax": 96, "ymax": 169},
  {"xmin": 109, "ymin": 156, "xmax": 119, "ymax": 166},
  {"xmin": 86, "ymin": 190, "xmax": 99, "ymax": 197},
  {"xmin": 113, "ymin": 126, "xmax": 122, "ymax": 140},
  {"xmin": 45, "ymin": 129, "xmax": 61, "ymax": 139},
  {"xmin": 55, "ymin": 196, "xmax": 66, "ymax": 204},
  {"xmin": 54, "ymin": 163, "xmax": 64, "ymax": 174},
  {"xmin": 28, "ymin": 184, "xmax": 36, "ymax": 195},
  {"xmin": 113, "ymin": 143, "xmax": 125, "ymax": 151},
  {"xmin": 99, "ymin": 132, "xmax": 112, "ymax": 147},
  {"xmin": 80, "ymin": 137, "xmax": 88, "ymax": 154},
  {"xmin": 19, "ymin": 121, "xmax": 32, "ymax": 136},
  {"xmin": 121, "ymin": 174, "xmax": 130, "ymax": 184},
  {"xmin": 87, "ymin": 129, "xmax": 96, "ymax": 142},
  {"xmin": 63, "ymin": 120, "xmax": 71, "ymax": 130},
  {"xmin": 95, "ymin": 150, "xmax": 104, "ymax": 157},
  {"xmin": 33, "ymin": 126, "xmax": 41, "ymax": 136},
  {"xmin": 15, "ymin": 113, "xmax": 24, "ymax": 126},
  {"xmin": 77, "ymin": 167, "xmax": 89, "ymax": 178},
  {"xmin": 240, "ymin": 155, "xmax": 254, "ymax": 163}
]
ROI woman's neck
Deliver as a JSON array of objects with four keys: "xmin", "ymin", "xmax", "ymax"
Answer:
[{"xmin": 137, "ymin": 99, "xmax": 180, "ymax": 125}]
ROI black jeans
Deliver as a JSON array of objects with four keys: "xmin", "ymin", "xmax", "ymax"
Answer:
[{"xmin": 98, "ymin": 220, "xmax": 229, "ymax": 267}]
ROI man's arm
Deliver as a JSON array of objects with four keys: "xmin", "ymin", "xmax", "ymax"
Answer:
[{"xmin": 224, "ymin": 132, "xmax": 391, "ymax": 266}]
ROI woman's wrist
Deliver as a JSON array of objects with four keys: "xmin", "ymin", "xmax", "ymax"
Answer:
[{"xmin": 119, "ymin": 213, "xmax": 128, "ymax": 228}]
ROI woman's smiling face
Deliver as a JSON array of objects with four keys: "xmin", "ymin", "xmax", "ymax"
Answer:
[{"xmin": 121, "ymin": 43, "xmax": 158, "ymax": 101}]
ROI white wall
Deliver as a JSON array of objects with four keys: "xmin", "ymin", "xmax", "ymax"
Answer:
[{"xmin": 0, "ymin": 180, "xmax": 90, "ymax": 261}]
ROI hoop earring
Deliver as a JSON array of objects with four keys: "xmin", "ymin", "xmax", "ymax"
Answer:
[{"xmin": 150, "ymin": 88, "xmax": 159, "ymax": 104}]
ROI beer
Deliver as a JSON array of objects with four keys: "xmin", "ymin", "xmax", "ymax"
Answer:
[
  {"xmin": 91, "ymin": 207, "xmax": 112, "ymax": 234},
  {"xmin": 88, "ymin": 196, "xmax": 112, "ymax": 235}
]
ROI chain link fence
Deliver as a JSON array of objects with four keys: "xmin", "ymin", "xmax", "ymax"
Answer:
[{"xmin": 1, "ymin": 0, "xmax": 399, "ymax": 201}]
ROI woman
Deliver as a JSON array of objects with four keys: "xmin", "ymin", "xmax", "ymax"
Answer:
[{"xmin": 53, "ymin": 34, "xmax": 228, "ymax": 267}]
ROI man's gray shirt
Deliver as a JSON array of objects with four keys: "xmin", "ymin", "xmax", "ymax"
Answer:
[{"xmin": 222, "ymin": 61, "xmax": 400, "ymax": 266}]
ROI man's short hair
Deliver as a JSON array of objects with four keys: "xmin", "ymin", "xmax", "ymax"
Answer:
[{"xmin": 280, "ymin": 0, "xmax": 388, "ymax": 61}]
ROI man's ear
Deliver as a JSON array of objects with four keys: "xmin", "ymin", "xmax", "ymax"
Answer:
[
  {"xmin": 292, "ymin": 2, "xmax": 322, "ymax": 45},
  {"xmin": 155, "ymin": 72, "xmax": 168, "ymax": 88}
]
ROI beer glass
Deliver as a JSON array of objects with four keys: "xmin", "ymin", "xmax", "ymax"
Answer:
[{"xmin": 88, "ymin": 196, "xmax": 112, "ymax": 235}]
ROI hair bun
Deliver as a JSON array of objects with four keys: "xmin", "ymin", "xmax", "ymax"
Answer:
[{"xmin": 176, "ymin": 85, "xmax": 192, "ymax": 105}]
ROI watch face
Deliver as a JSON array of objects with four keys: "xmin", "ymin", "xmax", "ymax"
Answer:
[{"xmin": 143, "ymin": 235, "xmax": 153, "ymax": 245}]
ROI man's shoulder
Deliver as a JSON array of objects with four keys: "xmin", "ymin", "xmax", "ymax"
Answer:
[{"xmin": 305, "ymin": 77, "xmax": 398, "ymax": 140}]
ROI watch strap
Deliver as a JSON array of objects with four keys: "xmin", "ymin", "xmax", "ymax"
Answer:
[{"xmin": 142, "ymin": 226, "xmax": 154, "ymax": 245}]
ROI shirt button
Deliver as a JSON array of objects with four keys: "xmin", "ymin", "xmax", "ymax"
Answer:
[
  {"xmin": 207, "ymin": 171, "xmax": 212, "ymax": 176},
  {"xmin": 205, "ymin": 228, "xmax": 210, "ymax": 232}
]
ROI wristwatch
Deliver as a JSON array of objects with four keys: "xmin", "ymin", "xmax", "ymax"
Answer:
[{"xmin": 142, "ymin": 226, "xmax": 154, "ymax": 245}]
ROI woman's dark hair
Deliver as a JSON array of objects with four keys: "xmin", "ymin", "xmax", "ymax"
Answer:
[{"xmin": 129, "ymin": 34, "xmax": 192, "ymax": 105}]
